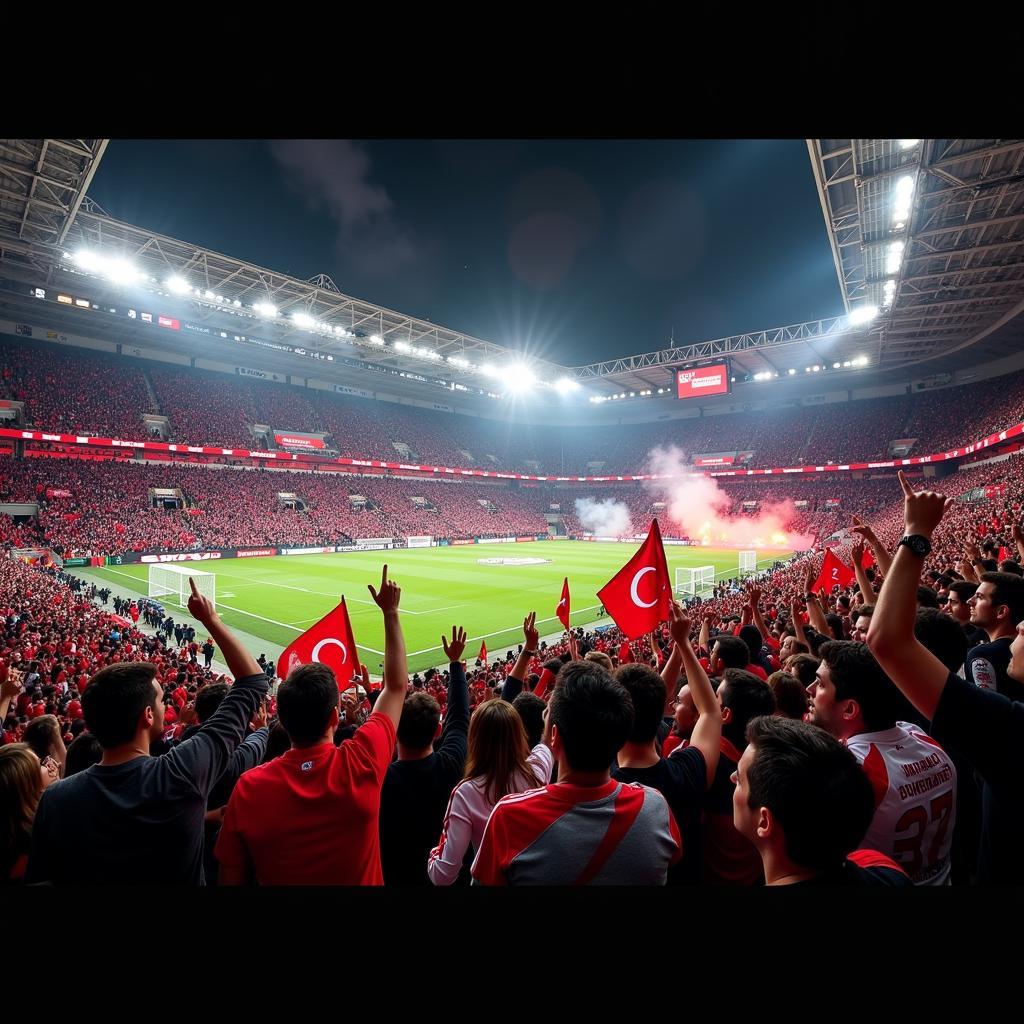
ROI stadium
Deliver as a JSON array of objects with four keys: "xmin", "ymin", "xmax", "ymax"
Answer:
[{"xmin": 2, "ymin": 137, "xmax": 1024, "ymax": 887}]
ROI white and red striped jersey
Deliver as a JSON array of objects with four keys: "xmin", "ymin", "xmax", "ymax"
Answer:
[
  {"xmin": 846, "ymin": 723, "xmax": 957, "ymax": 886},
  {"xmin": 471, "ymin": 779, "xmax": 681, "ymax": 885}
]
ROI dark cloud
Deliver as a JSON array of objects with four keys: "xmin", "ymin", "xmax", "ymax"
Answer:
[{"xmin": 269, "ymin": 139, "xmax": 423, "ymax": 278}]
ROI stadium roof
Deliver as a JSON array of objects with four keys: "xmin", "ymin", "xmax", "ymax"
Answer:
[
  {"xmin": 808, "ymin": 138, "xmax": 1024, "ymax": 376},
  {"xmin": 1, "ymin": 138, "xmax": 1021, "ymax": 407},
  {"xmin": 0, "ymin": 139, "xmax": 108, "ymax": 251}
]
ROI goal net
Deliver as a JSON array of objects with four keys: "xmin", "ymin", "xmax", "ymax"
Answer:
[
  {"xmin": 675, "ymin": 565, "xmax": 715, "ymax": 598},
  {"xmin": 148, "ymin": 564, "xmax": 216, "ymax": 610},
  {"xmin": 739, "ymin": 550, "xmax": 757, "ymax": 576}
]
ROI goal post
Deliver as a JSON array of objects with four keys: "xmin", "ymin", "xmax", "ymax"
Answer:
[
  {"xmin": 148, "ymin": 564, "xmax": 216, "ymax": 610},
  {"xmin": 675, "ymin": 565, "xmax": 715, "ymax": 598},
  {"xmin": 739, "ymin": 550, "xmax": 757, "ymax": 577}
]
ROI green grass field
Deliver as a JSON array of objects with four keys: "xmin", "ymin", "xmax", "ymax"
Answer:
[{"xmin": 80, "ymin": 542, "xmax": 790, "ymax": 673}]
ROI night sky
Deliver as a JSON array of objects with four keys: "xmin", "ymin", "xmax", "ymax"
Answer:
[{"xmin": 88, "ymin": 139, "xmax": 843, "ymax": 367}]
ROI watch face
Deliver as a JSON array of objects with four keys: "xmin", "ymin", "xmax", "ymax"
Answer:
[{"xmin": 905, "ymin": 536, "xmax": 929, "ymax": 556}]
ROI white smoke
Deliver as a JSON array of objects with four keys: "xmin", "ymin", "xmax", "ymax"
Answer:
[
  {"xmin": 574, "ymin": 497, "xmax": 633, "ymax": 538},
  {"xmin": 644, "ymin": 445, "xmax": 815, "ymax": 550}
]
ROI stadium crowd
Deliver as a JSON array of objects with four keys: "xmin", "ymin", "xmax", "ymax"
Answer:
[
  {"xmin": 2, "ymin": 455, "xmax": 1024, "ymax": 886},
  {"xmin": 2, "ymin": 447, "xmax": 1021, "ymax": 559},
  {"xmin": 0, "ymin": 339, "xmax": 155, "ymax": 441},
  {"xmin": 5, "ymin": 338, "xmax": 1024, "ymax": 474}
]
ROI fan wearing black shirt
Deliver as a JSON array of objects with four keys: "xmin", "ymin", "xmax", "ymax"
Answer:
[
  {"xmin": 379, "ymin": 626, "xmax": 470, "ymax": 885},
  {"xmin": 26, "ymin": 578, "xmax": 268, "ymax": 885},
  {"xmin": 613, "ymin": 601, "xmax": 721, "ymax": 885},
  {"xmin": 868, "ymin": 472, "xmax": 1024, "ymax": 885}
]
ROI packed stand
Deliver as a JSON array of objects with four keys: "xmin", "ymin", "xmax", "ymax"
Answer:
[
  {"xmin": 0, "ymin": 339, "xmax": 155, "ymax": 441},
  {"xmin": 4, "ymin": 447, "xmax": 1024, "ymax": 886}
]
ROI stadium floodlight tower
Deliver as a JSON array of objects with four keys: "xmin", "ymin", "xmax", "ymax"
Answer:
[
  {"xmin": 148, "ymin": 564, "xmax": 216, "ymax": 610},
  {"xmin": 676, "ymin": 565, "xmax": 715, "ymax": 598}
]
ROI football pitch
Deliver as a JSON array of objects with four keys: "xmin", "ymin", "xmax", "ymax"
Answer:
[{"xmin": 80, "ymin": 542, "xmax": 791, "ymax": 674}]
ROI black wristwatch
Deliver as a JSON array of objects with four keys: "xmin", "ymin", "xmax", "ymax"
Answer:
[{"xmin": 898, "ymin": 534, "xmax": 931, "ymax": 557}]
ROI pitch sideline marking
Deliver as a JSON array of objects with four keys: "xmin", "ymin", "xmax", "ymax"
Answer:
[{"xmin": 83, "ymin": 567, "xmax": 388, "ymax": 655}]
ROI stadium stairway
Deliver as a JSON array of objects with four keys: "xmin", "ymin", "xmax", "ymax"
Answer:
[{"xmin": 141, "ymin": 368, "xmax": 162, "ymax": 416}]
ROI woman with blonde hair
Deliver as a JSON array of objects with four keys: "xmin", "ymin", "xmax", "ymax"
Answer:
[
  {"xmin": 1, "ymin": 743, "xmax": 55, "ymax": 883},
  {"xmin": 427, "ymin": 697, "xmax": 552, "ymax": 885}
]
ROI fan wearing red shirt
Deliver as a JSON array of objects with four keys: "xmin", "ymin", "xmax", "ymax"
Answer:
[{"xmin": 215, "ymin": 565, "xmax": 409, "ymax": 886}]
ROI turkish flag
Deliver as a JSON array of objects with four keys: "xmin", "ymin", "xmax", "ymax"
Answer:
[
  {"xmin": 556, "ymin": 577, "xmax": 571, "ymax": 630},
  {"xmin": 618, "ymin": 640, "xmax": 632, "ymax": 664},
  {"xmin": 278, "ymin": 596, "xmax": 359, "ymax": 691},
  {"xmin": 597, "ymin": 519, "xmax": 672, "ymax": 640},
  {"xmin": 534, "ymin": 667, "xmax": 557, "ymax": 700},
  {"xmin": 479, "ymin": 640, "xmax": 488, "ymax": 666},
  {"xmin": 813, "ymin": 549, "xmax": 855, "ymax": 594}
]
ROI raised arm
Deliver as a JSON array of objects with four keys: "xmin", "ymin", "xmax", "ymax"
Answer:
[
  {"xmin": 437, "ymin": 626, "xmax": 470, "ymax": 756},
  {"xmin": 698, "ymin": 611, "xmax": 713, "ymax": 656},
  {"xmin": 964, "ymin": 537, "xmax": 989, "ymax": 581},
  {"xmin": 789, "ymin": 596, "xmax": 809, "ymax": 650},
  {"xmin": 851, "ymin": 515, "xmax": 892, "ymax": 577},
  {"xmin": 368, "ymin": 564, "xmax": 409, "ymax": 730},
  {"xmin": 503, "ymin": 613, "xmax": 538, "ymax": 704},
  {"xmin": 958, "ymin": 553, "xmax": 980, "ymax": 584},
  {"xmin": 189, "ymin": 578, "xmax": 261, "ymax": 680},
  {"xmin": 804, "ymin": 563, "xmax": 832, "ymax": 636},
  {"xmin": 0, "ymin": 664, "xmax": 22, "ymax": 725},
  {"xmin": 669, "ymin": 601, "xmax": 720, "ymax": 788},
  {"xmin": 851, "ymin": 535, "xmax": 874, "ymax": 604},
  {"xmin": 747, "ymin": 584, "xmax": 771, "ymax": 645},
  {"xmin": 1013, "ymin": 522, "xmax": 1024, "ymax": 565},
  {"xmin": 164, "ymin": 583, "xmax": 268, "ymax": 795},
  {"xmin": 866, "ymin": 471, "xmax": 954, "ymax": 721},
  {"xmin": 660, "ymin": 638, "xmax": 683, "ymax": 696}
]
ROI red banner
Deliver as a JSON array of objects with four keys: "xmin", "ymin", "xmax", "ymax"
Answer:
[
  {"xmin": 694, "ymin": 455, "xmax": 735, "ymax": 466},
  {"xmin": 236, "ymin": 548, "xmax": 277, "ymax": 557},
  {"xmin": 2, "ymin": 419, "xmax": 1023, "ymax": 483},
  {"xmin": 45, "ymin": 488, "xmax": 72, "ymax": 498}
]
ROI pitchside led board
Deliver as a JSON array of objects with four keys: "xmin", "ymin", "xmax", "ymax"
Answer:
[{"xmin": 675, "ymin": 362, "xmax": 731, "ymax": 401}]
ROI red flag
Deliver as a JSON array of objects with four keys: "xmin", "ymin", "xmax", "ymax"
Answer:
[
  {"xmin": 479, "ymin": 640, "xmax": 488, "ymax": 666},
  {"xmin": 860, "ymin": 547, "xmax": 875, "ymax": 570},
  {"xmin": 999, "ymin": 546, "xmax": 1010, "ymax": 562},
  {"xmin": 556, "ymin": 577, "xmax": 571, "ymax": 630},
  {"xmin": 813, "ymin": 549, "xmax": 855, "ymax": 593},
  {"xmin": 618, "ymin": 640, "xmax": 632, "ymax": 664},
  {"xmin": 597, "ymin": 519, "xmax": 672, "ymax": 640},
  {"xmin": 279, "ymin": 596, "xmax": 359, "ymax": 692},
  {"xmin": 534, "ymin": 667, "xmax": 557, "ymax": 700}
]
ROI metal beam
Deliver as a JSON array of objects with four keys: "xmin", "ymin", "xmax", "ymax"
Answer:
[{"xmin": 59, "ymin": 139, "xmax": 107, "ymax": 246}]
